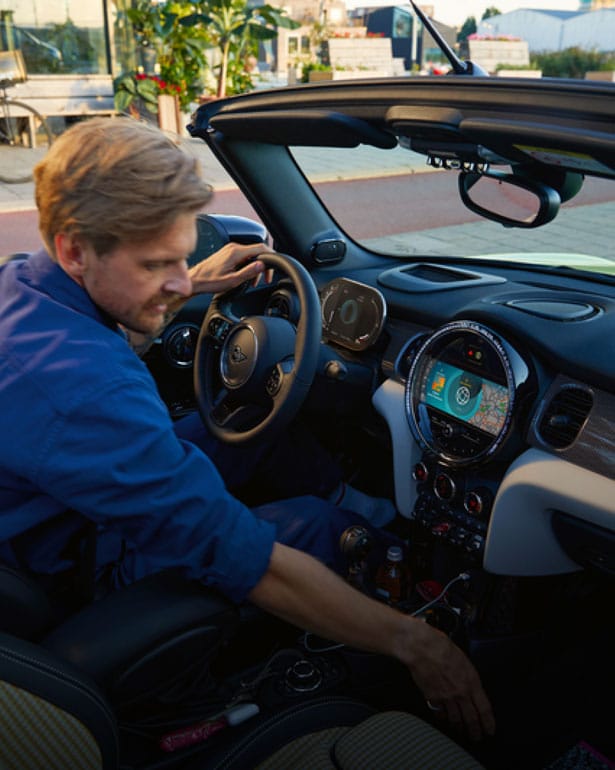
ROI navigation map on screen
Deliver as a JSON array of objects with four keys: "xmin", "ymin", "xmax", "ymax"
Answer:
[{"xmin": 422, "ymin": 359, "xmax": 509, "ymax": 436}]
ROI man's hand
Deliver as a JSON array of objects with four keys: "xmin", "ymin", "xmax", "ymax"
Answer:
[
  {"xmin": 188, "ymin": 242, "xmax": 273, "ymax": 296},
  {"xmin": 250, "ymin": 543, "xmax": 496, "ymax": 742},
  {"xmin": 392, "ymin": 614, "xmax": 496, "ymax": 742}
]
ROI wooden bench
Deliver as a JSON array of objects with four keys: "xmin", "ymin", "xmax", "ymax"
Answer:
[{"xmin": 4, "ymin": 74, "xmax": 117, "ymax": 122}]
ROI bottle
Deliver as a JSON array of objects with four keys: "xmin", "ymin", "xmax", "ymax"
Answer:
[{"xmin": 375, "ymin": 545, "xmax": 410, "ymax": 605}]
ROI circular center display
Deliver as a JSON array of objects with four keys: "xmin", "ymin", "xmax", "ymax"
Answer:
[{"xmin": 405, "ymin": 321, "xmax": 519, "ymax": 465}]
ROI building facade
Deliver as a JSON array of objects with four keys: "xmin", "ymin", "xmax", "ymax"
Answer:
[
  {"xmin": 477, "ymin": 7, "xmax": 615, "ymax": 53},
  {"xmin": 0, "ymin": 0, "xmax": 131, "ymax": 77},
  {"xmin": 579, "ymin": 0, "xmax": 615, "ymax": 8}
]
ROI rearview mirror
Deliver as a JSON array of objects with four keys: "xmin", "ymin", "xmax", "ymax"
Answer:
[{"xmin": 459, "ymin": 170, "xmax": 560, "ymax": 228}]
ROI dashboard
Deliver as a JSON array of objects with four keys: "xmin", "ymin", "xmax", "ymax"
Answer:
[
  {"xmin": 149, "ymin": 249, "xmax": 615, "ymax": 582},
  {"xmin": 302, "ymin": 270, "xmax": 613, "ymax": 581},
  {"xmin": 364, "ymin": 268, "xmax": 615, "ymax": 581}
]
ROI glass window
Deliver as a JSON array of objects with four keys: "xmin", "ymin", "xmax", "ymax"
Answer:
[
  {"xmin": 291, "ymin": 144, "xmax": 615, "ymax": 280},
  {"xmin": 0, "ymin": 1, "xmax": 109, "ymax": 74},
  {"xmin": 392, "ymin": 9, "xmax": 411, "ymax": 39}
]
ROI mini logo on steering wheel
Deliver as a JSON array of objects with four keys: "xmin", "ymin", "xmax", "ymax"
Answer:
[{"xmin": 231, "ymin": 345, "xmax": 248, "ymax": 363}]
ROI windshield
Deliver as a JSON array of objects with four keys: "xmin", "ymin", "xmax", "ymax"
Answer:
[{"xmin": 291, "ymin": 144, "xmax": 615, "ymax": 279}]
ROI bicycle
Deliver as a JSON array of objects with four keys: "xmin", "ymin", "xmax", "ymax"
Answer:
[{"xmin": 0, "ymin": 49, "xmax": 53, "ymax": 184}]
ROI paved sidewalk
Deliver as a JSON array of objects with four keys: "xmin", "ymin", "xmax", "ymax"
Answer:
[{"xmin": 0, "ymin": 135, "xmax": 429, "ymax": 213}]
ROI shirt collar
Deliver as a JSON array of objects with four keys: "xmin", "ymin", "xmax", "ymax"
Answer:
[{"xmin": 25, "ymin": 249, "xmax": 122, "ymax": 334}]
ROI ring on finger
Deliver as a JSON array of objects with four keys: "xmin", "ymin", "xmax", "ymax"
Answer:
[{"xmin": 426, "ymin": 699, "xmax": 443, "ymax": 712}]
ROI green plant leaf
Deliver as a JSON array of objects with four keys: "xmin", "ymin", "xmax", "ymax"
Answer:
[
  {"xmin": 114, "ymin": 90, "xmax": 134, "ymax": 111},
  {"xmin": 178, "ymin": 13, "xmax": 208, "ymax": 26},
  {"xmin": 246, "ymin": 24, "xmax": 277, "ymax": 40},
  {"xmin": 115, "ymin": 74, "xmax": 137, "ymax": 94}
]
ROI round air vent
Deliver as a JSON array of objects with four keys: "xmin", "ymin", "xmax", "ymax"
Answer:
[{"xmin": 163, "ymin": 324, "xmax": 200, "ymax": 368}]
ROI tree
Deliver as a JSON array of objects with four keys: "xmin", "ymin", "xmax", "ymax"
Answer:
[
  {"xmin": 482, "ymin": 7, "xmax": 501, "ymax": 20},
  {"xmin": 116, "ymin": 0, "xmax": 297, "ymax": 108},
  {"xmin": 122, "ymin": 0, "xmax": 209, "ymax": 110},
  {"xmin": 192, "ymin": 0, "xmax": 298, "ymax": 98},
  {"xmin": 457, "ymin": 16, "xmax": 477, "ymax": 43}
]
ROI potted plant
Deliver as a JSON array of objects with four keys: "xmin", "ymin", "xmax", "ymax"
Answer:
[{"xmin": 115, "ymin": 0, "xmax": 209, "ymax": 113}]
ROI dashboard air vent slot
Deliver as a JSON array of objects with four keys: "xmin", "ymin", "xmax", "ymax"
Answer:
[{"xmin": 538, "ymin": 386, "xmax": 593, "ymax": 449}]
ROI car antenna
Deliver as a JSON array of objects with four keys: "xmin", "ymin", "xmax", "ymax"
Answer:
[{"xmin": 409, "ymin": 1, "xmax": 489, "ymax": 76}]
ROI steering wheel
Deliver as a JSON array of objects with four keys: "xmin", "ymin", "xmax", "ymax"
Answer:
[{"xmin": 194, "ymin": 252, "xmax": 322, "ymax": 445}]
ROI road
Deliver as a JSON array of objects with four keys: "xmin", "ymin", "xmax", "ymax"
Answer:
[
  {"xmin": 0, "ymin": 191, "xmax": 260, "ymax": 256},
  {"xmin": 3, "ymin": 173, "xmax": 615, "ymax": 258}
]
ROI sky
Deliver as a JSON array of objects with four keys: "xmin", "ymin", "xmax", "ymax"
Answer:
[{"xmin": 430, "ymin": 1, "xmax": 581, "ymax": 27}]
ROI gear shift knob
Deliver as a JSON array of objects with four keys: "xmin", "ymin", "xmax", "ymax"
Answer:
[{"xmin": 339, "ymin": 525, "xmax": 373, "ymax": 563}]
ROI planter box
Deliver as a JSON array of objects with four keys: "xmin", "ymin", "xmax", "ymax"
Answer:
[
  {"xmin": 497, "ymin": 69, "xmax": 542, "ymax": 78},
  {"xmin": 157, "ymin": 93, "xmax": 181, "ymax": 134},
  {"xmin": 468, "ymin": 39, "xmax": 530, "ymax": 75},
  {"xmin": 585, "ymin": 71, "xmax": 615, "ymax": 82},
  {"xmin": 309, "ymin": 69, "xmax": 390, "ymax": 82}
]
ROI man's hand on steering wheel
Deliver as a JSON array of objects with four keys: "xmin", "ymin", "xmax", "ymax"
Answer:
[{"xmin": 188, "ymin": 242, "xmax": 274, "ymax": 295}]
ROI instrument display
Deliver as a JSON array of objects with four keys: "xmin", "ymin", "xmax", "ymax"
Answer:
[{"xmin": 320, "ymin": 278, "xmax": 386, "ymax": 351}]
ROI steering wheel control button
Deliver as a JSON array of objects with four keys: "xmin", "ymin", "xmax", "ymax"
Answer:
[
  {"xmin": 208, "ymin": 316, "xmax": 230, "ymax": 342},
  {"xmin": 221, "ymin": 326, "xmax": 257, "ymax": 388},
  {"xmin": 266, "ymin": 367, "xmax": 282, "ymax": 396}
]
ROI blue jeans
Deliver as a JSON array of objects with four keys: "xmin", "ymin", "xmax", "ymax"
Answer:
[{"xmin": 173, "ymin": 412, "xmax": 389, "ymax": 573}]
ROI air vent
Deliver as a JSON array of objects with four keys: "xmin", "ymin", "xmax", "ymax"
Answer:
[
  {"xmin": 538, "ymin": 386, "xmax": 593, "ymax": 449},
  {"xmin": 395, "ymin": 333, "xmax": 427, "ymax": 380},
  {"xmin": 266, "ymin": 294, "xmax": 291, "ymax": 318}
]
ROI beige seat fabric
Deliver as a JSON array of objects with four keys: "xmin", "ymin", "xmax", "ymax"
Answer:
[
  {"xmin": 0, "ymin": 681, "xmax": 102, "ymax": 770},
  {"xmin": 258, "ymin": 711, "xmax": 485, "ymax": 770}
]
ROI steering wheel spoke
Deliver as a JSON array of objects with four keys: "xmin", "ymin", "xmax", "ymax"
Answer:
[{"xmin": 211, "ymin": 394, "xmax": 268, "ymax": 431}]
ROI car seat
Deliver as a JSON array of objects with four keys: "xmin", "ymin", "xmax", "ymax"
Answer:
[
  {"xmin": 0, "ymin": 564, "xmax": 240, "ymax": 718},
  {"xmin": 0, "ymin": 629, "xmax": 486, "ymax": 770}
]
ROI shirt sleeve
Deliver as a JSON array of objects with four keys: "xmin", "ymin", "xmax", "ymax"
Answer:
[{"xmin": 32, "ymin": 377, "xmax": 276, "ymax": 603}]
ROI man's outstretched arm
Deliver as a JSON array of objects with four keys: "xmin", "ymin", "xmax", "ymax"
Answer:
[{"xmin": 249, "ymin": 542, "xmax": 496, "ymax": 742}]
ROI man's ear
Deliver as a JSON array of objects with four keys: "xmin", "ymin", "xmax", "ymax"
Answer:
[{"xmin": 54, "ymin": 232, "xmax": 89, "ymax": 285}]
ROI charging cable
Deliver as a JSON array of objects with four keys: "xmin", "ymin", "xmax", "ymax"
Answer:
[{"xmin": 411, "ymin": 572, "xmax": 470, "ymax": 618}]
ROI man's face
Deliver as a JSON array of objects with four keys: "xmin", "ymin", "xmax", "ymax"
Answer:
[{"xmin": 78, "ymin": 212, "xmax": 197, "ymax": 335}]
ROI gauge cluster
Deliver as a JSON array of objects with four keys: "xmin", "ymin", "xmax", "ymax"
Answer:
[{"xmin": 320, "ymin": 278, "xmax": 386, "ymax": 352}]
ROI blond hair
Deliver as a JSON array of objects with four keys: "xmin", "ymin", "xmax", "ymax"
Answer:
[{"xmin": 34, "ymin": 117, "xmax": 213, "ymax": 257}]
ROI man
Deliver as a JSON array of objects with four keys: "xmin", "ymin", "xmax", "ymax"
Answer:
[{"xmin": 0, "ymin": 117, "xmax": 495, "ymax": 741}]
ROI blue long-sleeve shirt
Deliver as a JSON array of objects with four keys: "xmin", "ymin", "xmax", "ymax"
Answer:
[{"xmin": 0, "ymin": 250, "xmax": 276, "ymax": 602}]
